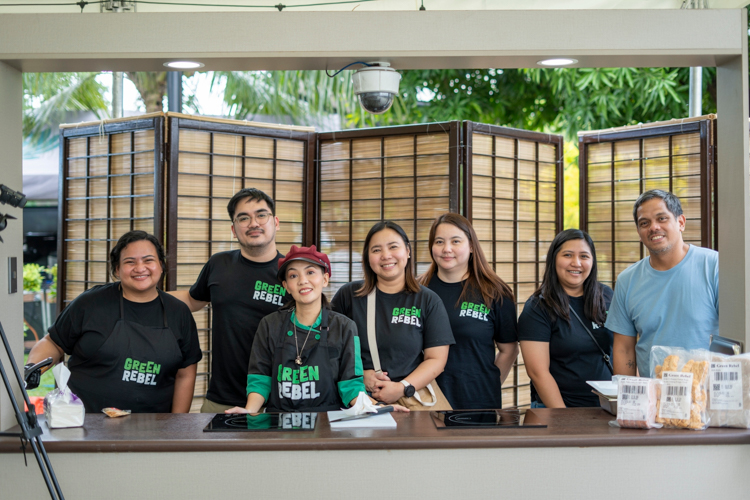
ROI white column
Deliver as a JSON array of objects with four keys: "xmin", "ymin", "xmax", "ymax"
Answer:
[
  {"xmin": 0, "ymin": 61, "xmax": 24, "ymax": 431},
  {"xmin": 716, "ymin": 9, "xmax": 750, "ymax": 349}
]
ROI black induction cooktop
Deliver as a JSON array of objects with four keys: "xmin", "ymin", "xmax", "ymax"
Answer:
[
  {"xmin": 204, "ymin": 412, "xmax": 318, "ymax": 432},
  {"xmin": 430, "ymin": 409, "xmax": 547, "ymax": 429}
]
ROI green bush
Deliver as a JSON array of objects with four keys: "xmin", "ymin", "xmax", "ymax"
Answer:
[{"xmin": 23, "ymin": 263, "xmax": 45, "ymax": 293}]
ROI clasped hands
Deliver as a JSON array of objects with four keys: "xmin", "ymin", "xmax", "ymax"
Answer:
[{"xmin": 366, "ymin": 370, "xmax": 404, "ymax": 404}]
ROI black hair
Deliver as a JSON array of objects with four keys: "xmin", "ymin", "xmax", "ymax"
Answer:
[
  {"xmin": 227, "ymin": 188, "xmax": 275, "ymax": 220},
  {"xmin": 532, "ymin": 229, "xmax": 607, "ymax": 326},
  {"xmin": 632, "ymin": 190, "xmax": 683, "ymax": 224},
  {"xmin": 109, "ymin": 231, "xmax": 166, "ymax": 281},
  {"xmin": 356, "ymin": 221, "xmax": 421, "ymax": 297}
]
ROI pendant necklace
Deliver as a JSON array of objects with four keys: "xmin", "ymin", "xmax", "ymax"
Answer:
[{"xmin": 294, "ymin": 321, "xmax": 315, "ymax": 366}]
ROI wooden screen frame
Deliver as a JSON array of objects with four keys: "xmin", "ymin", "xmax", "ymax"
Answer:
[
  {"xmin": 579, "ymin": 118, "xmax": 717, "ymax": 285},
  {"xmin": 56, "ymin": 115, "xmax": 166, "ymax": 312},
  {"xmin": 463, "ymin": 122, "xmax": 565, "ymax": 409},
  {"xmin": 164, "ymin": 115, "xmax": 317, "ymax": 289},
  {"xmin": 315, "ymin": 122, "xmax": 462, "ymax": 281}
]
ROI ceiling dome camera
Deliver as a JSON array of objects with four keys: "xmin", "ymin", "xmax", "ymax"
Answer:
[{"xmin": 352, "ymin": 62, "xmax": 401, "ymax": 115}]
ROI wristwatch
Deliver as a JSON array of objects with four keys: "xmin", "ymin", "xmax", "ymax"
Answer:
[{"xmin": 400, "ymin": 380, "xmax": 416, "ymax": 398}]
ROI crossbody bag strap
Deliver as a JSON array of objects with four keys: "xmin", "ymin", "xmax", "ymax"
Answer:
[
  {"xmin": 366, "ymin": 288, "xmax": 383, "ymax": 374},
  {"xmin": 568, "ymin": 305, "xmax": 614, "ymax": 374}
]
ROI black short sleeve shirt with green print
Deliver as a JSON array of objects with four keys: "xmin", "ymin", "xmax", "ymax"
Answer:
[
  {"xmin": 332, "ymin": 282, "xmax": 455, "ymax": 382},
  {"xmin": 246, "ymin": 309, "xmax": 365, "ymax": 410}
]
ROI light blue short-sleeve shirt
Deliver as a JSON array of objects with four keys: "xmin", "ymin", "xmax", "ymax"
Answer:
[{"xmin": 604, "ymin": 244, "xmax": 719, "ymax": 375}]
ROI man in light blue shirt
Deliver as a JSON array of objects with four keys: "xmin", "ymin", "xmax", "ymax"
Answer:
[{"xmin": 605, "ymin": 190, "xmax": 718, "ymax": 376}]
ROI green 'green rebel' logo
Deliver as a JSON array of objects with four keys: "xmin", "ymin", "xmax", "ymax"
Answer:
[
  {"xmin": 460, "ymin": 301, "xmax": 490, "ymax": 322},
  {"xmin": 254, "ymin": 280, "xmax": 286, "ymax": 306},
  {"xmin": 391, "ymin": 307, "xmax": 422, "ymax": 326}
]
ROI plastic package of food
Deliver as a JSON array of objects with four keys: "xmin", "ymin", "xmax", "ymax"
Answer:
[
  {"xmin": 650, "ymin": 346, "xmax": 710, "ymax": 430},
  {"xmin": 615, "ymin": 377, "xmax": 662, "ymax": 429},
  {"xmin": 102, "ymin": 407, "xmax": 131, "ymax": 418},
  {"xmin": 708, "ymin": 352, "xmax": 750, "ymax": 428}
]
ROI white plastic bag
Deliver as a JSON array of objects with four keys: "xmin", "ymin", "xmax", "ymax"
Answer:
[
  {"xmin": 708, "ymin": 352, "xmax": 750, "ymax": 428},
  {"xmin": 650, "ymin": 346, "xmax": 710, "ymax": 430},
  {"xmin": 615, "ymin": 377, "xmax": 662, "ymax": 429},
  {"xmin": 43, "ymin": 364, "xmax": 85, "ymax": 428}
]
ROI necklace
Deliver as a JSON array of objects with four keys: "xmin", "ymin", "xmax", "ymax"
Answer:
[{"xmin": 294, "ymin": 322, "xmax": 315, "ymax": 365}]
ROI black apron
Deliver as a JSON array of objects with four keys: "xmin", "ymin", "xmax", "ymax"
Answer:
[
  {"xmin": 266, "ymin": 308, "xmax": 342, "ymax": 413},
  {"xmin": 67, "ymin": 289, "xmax": 184, "ymax": 413}
]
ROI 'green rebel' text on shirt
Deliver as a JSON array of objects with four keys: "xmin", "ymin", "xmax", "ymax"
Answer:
[
  {"xmin": 391, "ymin": 307, "xmax": 422, "ymax": 326},
  {"xmin": 277, "ymin": 364, "xmax": 321, "ymax": 400},
  {"xmin": 253, "ymin": 280, "xmax": 286, "ymax": 306},
  {"xmin": 459, "ymin": 301, "xmax": 490, "ymax": 322},
  {"xmin": 122, "ymin": 357, "xmax": 160, "ymax": 385}
]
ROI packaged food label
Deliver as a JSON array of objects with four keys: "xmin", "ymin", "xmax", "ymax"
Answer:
[
  {"xmin": 659, "ymin": 371, "xmax": 693, "ymax": 420},
  {"xmin": 710, "ymin": 362, "xmax": 743, "ymax": 410},
  {"xmin": 617, "ymin": 377, "xmax": 651, "ymax": 421}
]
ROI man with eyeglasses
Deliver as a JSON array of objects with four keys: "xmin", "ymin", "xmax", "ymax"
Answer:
[{"xmin": 170, "ymin": 188, "xmax": 284, "ymax": 413}]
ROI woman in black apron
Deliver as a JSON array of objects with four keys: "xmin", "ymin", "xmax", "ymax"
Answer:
[
  {"xmin": 25, "ymin": 231, "xmax": 202, "ymax": 413},
  {"xmin": 225, "ymin": 245, "xmax": 408, "ymax": 414}
]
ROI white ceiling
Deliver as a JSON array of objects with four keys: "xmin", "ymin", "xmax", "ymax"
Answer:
[{"xmin": 0, "ymin": 0, "xmax": 747, "ymax": 14}]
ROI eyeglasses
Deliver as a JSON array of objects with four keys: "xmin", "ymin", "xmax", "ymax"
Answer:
[{"xmin": 233, "ymin": 212, "xmax": 273, "ymax": 226}]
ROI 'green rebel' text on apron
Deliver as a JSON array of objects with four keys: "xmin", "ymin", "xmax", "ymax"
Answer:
[
  {"xmin": 67, "ymin": 289, "xmax": 183, "ymax": 413},
  {"xmin": 267, "ymin": 308, "xmax": 341, "ymax": 412}
]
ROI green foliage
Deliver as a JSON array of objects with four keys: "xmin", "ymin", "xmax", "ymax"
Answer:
[
  {"xmin": 23, "ymin": 73, "xmax": 109, "ymax": 150},
  {"xmin": 23, "ymin": 263, "xmax": 45, "ymax": 293},
  {"xmin": 48, "ymin": 264, "xmax": 58, "ymax": 299}
]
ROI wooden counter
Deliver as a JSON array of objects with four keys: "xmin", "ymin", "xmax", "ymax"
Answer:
[
  {"xmin": 2, "ymin": 409, "xmax": 749, "ymax": 499},
  {"xmin": 2, "ymin": 408, "xmax": 750, "ymax": 453}
]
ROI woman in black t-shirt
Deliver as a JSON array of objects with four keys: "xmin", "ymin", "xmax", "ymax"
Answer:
[
  {"xmin": 518, "ymin": 229, "xmax": 613, "ymax": 408},
  {"xmin": 420, "ymin": 213, "xmax": 518, "ymax": 410},
  {"xmin": 332, "ymin": 221, "xmax": 454, "ymax": 405},
  {"xmin": 25, "ymin": 231, "xmax": 202, "ymax": 413}
]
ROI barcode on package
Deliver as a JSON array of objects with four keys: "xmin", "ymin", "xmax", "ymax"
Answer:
[
  {"xmin": 710, "ymin": 362, "xmax": 744, "ymax": 410},
  {"xmin": 622, "ymin": 385, "xmax": 646, "ymax": 395},
  {"xmin": 667, "ymin": 386, "xmax": 688, "ymax": 396}
]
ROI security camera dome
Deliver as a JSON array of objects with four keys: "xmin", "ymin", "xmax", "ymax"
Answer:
[{"xmin": 352, "ymin": 62, "xmax": 401, "ymax": 115}]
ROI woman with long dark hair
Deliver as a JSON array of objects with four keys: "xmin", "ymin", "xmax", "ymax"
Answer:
[
  {"xmin": 420, "ymin": 213, "xmax": 518, "ymax": 409},
  {"xmin": 518, "ymin": 229, "xmax": 614, "ymax": 408},
  {"xmin": 332, "ymin": 221, "xmax": 454, "ymax": 406}
]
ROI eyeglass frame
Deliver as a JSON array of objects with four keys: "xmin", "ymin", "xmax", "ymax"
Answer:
[{"xmin": 233, "ymin": 211, "xmax": 275, "ymax": 227}]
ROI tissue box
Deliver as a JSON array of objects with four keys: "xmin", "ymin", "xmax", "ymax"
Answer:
[{"xmin": 43, "ymin": 364, "xmax": 85, "ymax": 428}]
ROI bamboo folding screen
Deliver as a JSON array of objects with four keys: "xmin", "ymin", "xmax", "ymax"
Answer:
[
  {"xmin": 57, "ymin": 114, "xmax": 165, "ymax": 307},
  {"xmin": 464, "ymin": 122, "xmax": 564, "ymax": 409},
  {"xmin": 165, "ymin": 114, "xmax": 315, "ymax": 407},
  {"xmin": 579, "ymin": 116, "xmax": 717, "ymax": 288},
  {"xmin": 57, "ymin": 114, "xmax": 566, "ymax": 411},
  {"xmin": 317, "ymin": 123, "xmax": 461, "ymax": 296}
]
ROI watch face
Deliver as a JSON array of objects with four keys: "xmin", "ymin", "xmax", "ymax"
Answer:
[{"xmin": 404, "ymin": 385, "xmax": 416, "ymax": 397}]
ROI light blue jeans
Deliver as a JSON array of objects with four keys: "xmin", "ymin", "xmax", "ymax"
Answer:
[{"xmin": 530, "ymin": 400, "xmax": 546, "ymax": 409}]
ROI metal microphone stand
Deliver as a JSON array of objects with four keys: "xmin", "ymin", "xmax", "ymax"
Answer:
[{"xmin": 0, "ymin": 321, "xmax": 64, "ymax": 499}]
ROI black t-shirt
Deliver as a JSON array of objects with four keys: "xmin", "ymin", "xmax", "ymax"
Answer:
[
  {"xmin": 189, "ymin": 250, "xmax": 284, "ymax": 407},
  {"xmin": 48, "ymin": 283, "xmax": 202, "ymax": 410},
  {"xmin": 426, "ymin": 276, "xmax": 517, "ymax": 409},
  {"xmin": 331, "ymin": 281, "xmax": 455, "ymax": 381},
  {"xmin": 517, "ymin": 286, "xmax": 614, "ymax": 408}
]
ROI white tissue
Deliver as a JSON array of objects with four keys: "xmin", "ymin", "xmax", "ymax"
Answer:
[
  {"xmin": 327, "ymin": 392, "xmax": 379, "ymax": 422},
  {"xmin": 43, "ymin": 364, "xmax": 85, "ymax": 428}
]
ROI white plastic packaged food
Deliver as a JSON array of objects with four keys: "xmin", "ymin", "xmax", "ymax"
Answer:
[
  {"xmin": 615, "ymin": 377, "xmax": 662, "ymax": 429},
  {"xmin": 650, "ymin": 346, "xmax": 710, "ymax": 430},
  {"xmin": 708, "ymin": 352, "xmax": 750, "ymax": 428},
  {"xmin": 43, "ymin": 364, "xmax": 85, "ymax": 428}
]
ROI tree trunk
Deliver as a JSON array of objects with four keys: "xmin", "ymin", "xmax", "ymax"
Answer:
[{"xmin": 126, "ymin": 72, "xmax": 168, "ymax": 113}]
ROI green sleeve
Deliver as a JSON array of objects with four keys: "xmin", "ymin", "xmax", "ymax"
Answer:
[
  {"xmin": 338, "ymin": 377, "xmax": 366, "ymax": 406},
  {"xmin": 247, "ymin": 374, "xmax": 272, "ymax": 399},
  {"xmin": 337, "ymin": 317, "xmax": 366, "ymax": 406}
]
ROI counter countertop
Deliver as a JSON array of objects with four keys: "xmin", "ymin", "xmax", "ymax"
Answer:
[{"xmin": 2, "ymin": 408, "xmax": 749, "ymax": 453}]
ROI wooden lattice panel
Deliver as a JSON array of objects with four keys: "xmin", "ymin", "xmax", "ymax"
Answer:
[
  {"xmin": 464, "ymin": 122, "xmax": 564, "ymax": 409},
  {"xmin": 165, "ymin": 115, "xmax": 314, "ymax": 404},
  {"xmin": 58, "ymin": 115, "xmax": 165, "ymax": 307},
  {"xmin": 318, "ymin": 123, "xmax": 460, "ymax": 296},
  {"xmin": 580, "ymin": 117, "xmax": 716, "ymax": 287}
]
